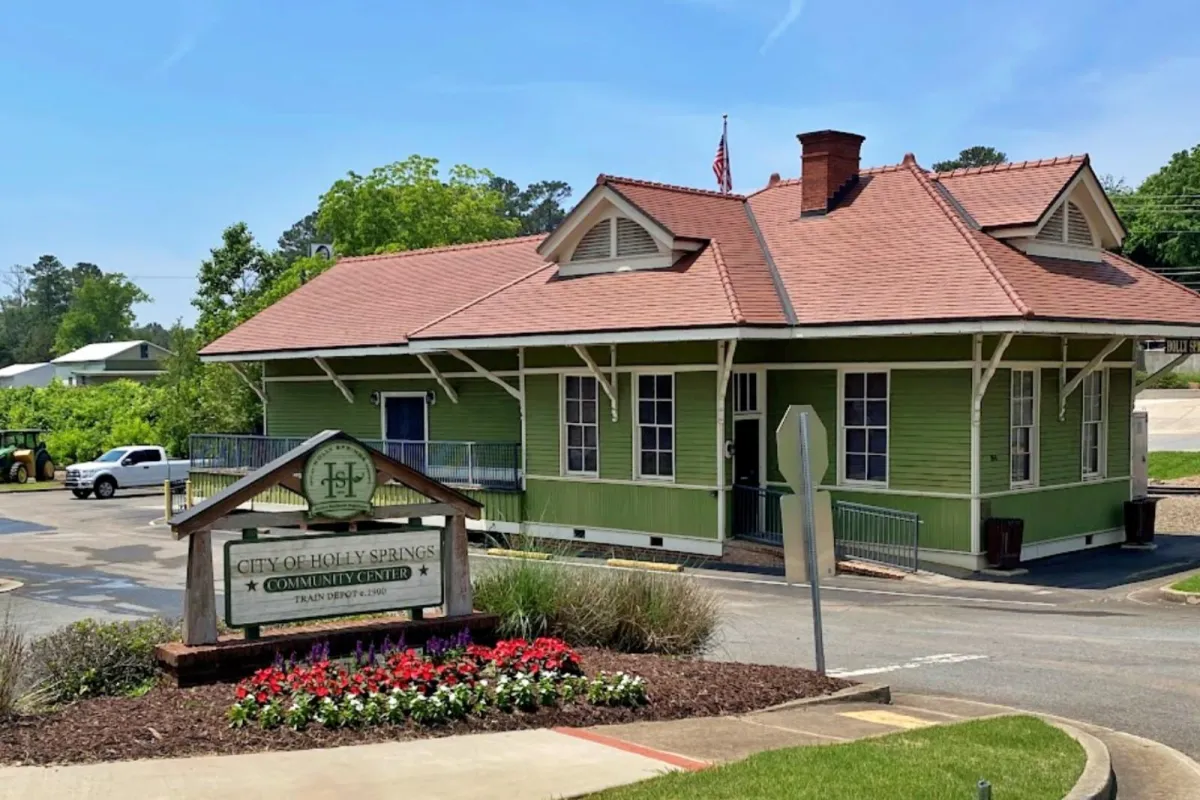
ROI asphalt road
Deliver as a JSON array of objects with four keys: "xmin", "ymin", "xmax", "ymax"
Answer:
[{"xmin": 2, "ymin": 490, "xmax": 1199, "ymax": 759}]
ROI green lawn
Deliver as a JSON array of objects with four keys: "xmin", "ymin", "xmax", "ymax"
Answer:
[
  {"xmin": 587, "ymin": 716, "xmax": 1084, "ymax": 800},
  {"xmin": 0, "ymin": 480, "xmax": 61, "ymax": 492},
  {"xmin": 1148, "ymin": 451, "xmax": 1200, "ymax": 481},
  {"xmin": 1172, "ymin": 573, "xmax": 1200, "ymax": 593}
]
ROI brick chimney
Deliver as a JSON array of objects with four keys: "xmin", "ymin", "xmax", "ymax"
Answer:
[{"xmin": 798, "ymin": 130, "xmax": 865, "ymax": 216}]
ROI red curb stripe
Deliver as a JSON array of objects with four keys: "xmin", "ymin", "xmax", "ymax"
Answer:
[{"xmin": 553, "ymin": 727, "xmax": 709, "ymax": 772}]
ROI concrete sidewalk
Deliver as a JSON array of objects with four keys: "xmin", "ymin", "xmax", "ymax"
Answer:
[
  {"xmin": 3, "ymin": 693, "xmax": 1198, "ymax": 799},
  {"xmin": 0, "ymin": 729, "xmax": 679, "ymax": 800}
]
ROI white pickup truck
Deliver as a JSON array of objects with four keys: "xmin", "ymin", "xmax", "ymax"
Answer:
[{"xmin": 64, "ymin": 445, "xmax": 190, "ymax": 500}]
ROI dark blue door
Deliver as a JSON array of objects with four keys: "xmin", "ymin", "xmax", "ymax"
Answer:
[{"xmin": 384, "ymin": 396, "xmax": 426, "ymax": 469}]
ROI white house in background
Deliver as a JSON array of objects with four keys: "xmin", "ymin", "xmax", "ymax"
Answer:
[
  {"xmin": 0, "ymin": 362, "xmax": 55, "ymax": 388},
  {"xmin": 51, "ymin": 340, "xmax": 171, "ymax": 386}
]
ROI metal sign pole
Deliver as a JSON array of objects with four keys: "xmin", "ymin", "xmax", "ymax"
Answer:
[{"xmin": 798, "ymin": 411, "xmax": 826, "ymax": 675}]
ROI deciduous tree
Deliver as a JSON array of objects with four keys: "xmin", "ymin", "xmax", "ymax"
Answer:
[
  {"xmin": 192, "ymin": 223, "xmax": 281, "ymax": 342},
  {"xmin": 53, "ymin": 273, "xmax": 150, "ymax": 355},
  {"xmin": 932, "ymin": 146, "xmax": 1008, "ymax": 172},
  {"xmin": 317, "ymin": 155, "xmax": 519, "ymax": 257}
]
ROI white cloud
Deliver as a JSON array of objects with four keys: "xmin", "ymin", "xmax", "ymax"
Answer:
[{"xmin": 761, "ymin": 0, "xmax": 806, "ymax": 52}]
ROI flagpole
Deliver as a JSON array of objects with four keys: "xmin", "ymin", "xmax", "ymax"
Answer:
[{"xmin": 722, "ymin": 114, "xmax": 729, "ymax": 194}]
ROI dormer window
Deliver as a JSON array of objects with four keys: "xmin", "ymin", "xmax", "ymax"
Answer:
[
  {"xmin": 1036, "ymin": 202, "xmax": 1094, "ymax": 247},
  {"xmin": 537, "ymin": 181, "xmax": 705, "ymax": 276},
  {"xmin": 569, "ymin": 217, "xmax": 661, "ymax": 263}
]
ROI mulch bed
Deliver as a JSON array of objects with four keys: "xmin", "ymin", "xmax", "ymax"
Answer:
[{"xmin": 0, "ymin": 648, "xmax": 850, "ymax": 766}]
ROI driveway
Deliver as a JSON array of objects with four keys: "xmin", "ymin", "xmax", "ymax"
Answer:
[
  {"xmin": 1136, "ymin": 389, "xmax": 1200, "ymax": 451},
  {"xmin": 3, "ymin": 490, "xmax": 1200, "ymax": 759}
]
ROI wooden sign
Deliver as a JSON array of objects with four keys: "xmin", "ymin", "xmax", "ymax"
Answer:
[
  {"xmin": 1164, "ymin": 339, "xmax": 1200, "ymax": 355},
  {"xmin": 224, "ymin": 529, "xmax": 443, "ymax": 627}
]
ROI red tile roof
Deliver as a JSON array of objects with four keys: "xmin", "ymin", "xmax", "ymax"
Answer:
[
  {"xmin": 201, "ymin": 150, "xmax": 1200, "ymax": 357},
  {"xmin": 201, "ymin": 236, "xmax": 548, "ymax": 355},
  {"xmin": 932, "ymin": 155, "xmax": 1086, "ymax": 229},
  {"xmin": 748, "ymin": 160, "xmax": 1026, "ymax": 324},
  {"xmin": 973, "ymin": 233, "xmax": 1200, "ymax": 325}
]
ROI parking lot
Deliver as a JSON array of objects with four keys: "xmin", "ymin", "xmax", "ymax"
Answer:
[{"xmin": 0, "ymin": 489, "xmax": 238, "ymax": 635}]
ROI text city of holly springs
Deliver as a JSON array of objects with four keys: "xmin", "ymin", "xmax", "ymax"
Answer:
[{"xmin": 232, "ymin": 542, "xmax": 439, "ymax": 605}]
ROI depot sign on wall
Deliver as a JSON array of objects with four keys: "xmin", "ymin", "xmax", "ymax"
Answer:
[{"xmin": 224, "ymin": 530, "xmax": 443, "ymax": 627}]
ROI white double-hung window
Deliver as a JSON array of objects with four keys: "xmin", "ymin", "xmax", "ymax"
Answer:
[
  {"xmin": 1082, "ymin": 371, "xmax": 1105, "ymax": 479},
  {"xmin": 564, "ymin": 375, "xmax": 598, "ymax": 475},
  {"xmin": 842, "ymin": 371, "xmax": 888, "ymax": 484},
  {"xmin": 636, "ymin": 374, "xmax": 674, "ymax": 479},
  {"xmin": 1010, "ymin": 369, "xmax": 1037, "ymax": 487}
]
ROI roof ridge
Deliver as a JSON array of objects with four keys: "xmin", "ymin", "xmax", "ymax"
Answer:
[
  {"xmin": 337, "ymin": 233, "xmax": 548, "ymax": 264},
  {"xmin": 408, "ymin": 262, "xmax": 557, "ymax": 338},
  {"xmin": 931, "ymin": 155, "xmax": 1086, "ymax": 179},
  {"xmin": 745, "ymin": 162, "xmax": 909, "ymax": 197},
  {"xmin": 598, "ymin": 174, "xmax": 746, "ymax": 200},
  {"xmin": 708, "ymin": 240, "xmax": 746, "ymax": 324},
  {"xmin": 1103, "ymin": 249, "xmax": 1200, "ymax": 304},
  {"xmin": 905, "ymin": 160, "xmax": 1032, "ymax": 317}
]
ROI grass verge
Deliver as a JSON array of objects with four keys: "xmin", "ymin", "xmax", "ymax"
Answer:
[
  {"xmin": 0, "ymin": 480, "xmax": 61, "ymax": 493},
  {"xmin": 1148, "ymin": 451, "xmax": 1200, "ymax": 481},
  {"xmin": 1171, "ymin": 573, "xmax": 1200, "ymax": 593},
  {"xmin": 586, "ymin": 716, "xmax": 1084, "ymax": 800}
]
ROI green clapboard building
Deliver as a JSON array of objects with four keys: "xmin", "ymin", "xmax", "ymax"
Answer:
[{"xmin": 198, "ymin": 131, "xmax": 1200, "ymax": 572}]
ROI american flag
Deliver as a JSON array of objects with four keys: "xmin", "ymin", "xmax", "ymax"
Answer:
[{"xmin": 713, "ymin": 116, "xmax": 732, "ymax": 193}]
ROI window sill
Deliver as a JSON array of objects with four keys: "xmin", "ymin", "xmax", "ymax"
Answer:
[
  {"xmin": 563, "ymin": 472, "xmax": 599, "ymax": 480},
  {"xmin": 838, "ymin": 480, "xmax": 889, "ymax": 490},
  {"xmin": 635, "ymin": 474, "xmax": 676, "ymax": 484},
  {"xmin": 1009, "ymin": 481, "xmax": 1038, "ymax": 491},
  {"xmin": 1081, "ymin": 473, "xmax": 1106, "ymax": 482}
]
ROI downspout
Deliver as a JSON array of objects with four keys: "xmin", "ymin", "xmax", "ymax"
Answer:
[{"xmin": 715, "ymin": 339, "xmax": 738, "ymax": 542}]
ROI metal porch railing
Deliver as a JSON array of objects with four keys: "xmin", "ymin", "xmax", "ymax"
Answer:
[
  {"xmin": 731, "ymin": 485, "xmax": 785, "ymax": 546},
  {"xmin": 188, "ymin": 434, "xmax": 522, "ymax": 491},
  {"xmin": 833, "ymin": 500, "xmax": 921, "ymax": 572}
]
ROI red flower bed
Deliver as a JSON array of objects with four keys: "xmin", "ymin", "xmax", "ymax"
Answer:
[{"xmin": 466, "ymin": 638, "xmax": 582, "ymax": 677}]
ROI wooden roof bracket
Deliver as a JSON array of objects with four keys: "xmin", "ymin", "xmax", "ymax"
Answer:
[
  {"xmin": 447, "ymin": 350, "xmax": 521, "ymax": 400},
  {"xmin": 972, "ymin": 333, "xmax": 1013, "ymax": 413},
  {"xmin": 227, "ymin": 363, "xmax": 266, "ymax": 404},
  {"xmin": 1059, "ymin": 336, "xmax": 1125, "ymax": 420},
  {"xmin": 1136, "ymin": 351, "xmax": 1189, "ymax": 394},
  {"xmin": 314, "ymin": 357, "xmax": 354, "ymax": 403},
  {"xmin": 716, "ymin": 338, "xmax": 738, "ymax": 410},
  {"xmin": 574, "ymin": 345, "xmax": 618, "ymax": 422},
  {"xmin": 417, "ymin": 354, "xmax": 459, "ymax": 404}
]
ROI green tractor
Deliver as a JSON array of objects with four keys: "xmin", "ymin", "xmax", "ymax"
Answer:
[{"xmin": 0, "ymin": 430, "xmax": 56, "ymax": 484}]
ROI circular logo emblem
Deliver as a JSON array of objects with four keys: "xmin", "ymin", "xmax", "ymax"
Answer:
[{"xmin": 302, "ymin": 439, "xmax": 376, "ymax": 520}]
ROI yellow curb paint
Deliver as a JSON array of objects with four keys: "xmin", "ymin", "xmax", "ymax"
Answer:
[
  {"xmin": 485, "ymin": 548, "xmax": 552, "ymax": 560},
  {"xmin": 838, "ymin": 710, "xmax": 936, "ymax": 729},
  {"xmin": 605, "ymin": 559, "xmax": 682, "ymax": 573}
]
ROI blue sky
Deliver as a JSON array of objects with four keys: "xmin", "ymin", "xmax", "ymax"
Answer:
[{"xmin": 1, "ymin": 0, "xmax": 1197, "ymax": 325}]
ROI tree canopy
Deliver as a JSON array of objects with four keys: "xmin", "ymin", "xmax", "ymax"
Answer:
[
  {"xmin": 1115, "ymin": 144, "xmax": 1200, "ymax": 282},
  {"xmin": 316, "ymin": 155, "xmax": 520, "ymax": 257},
  {"xmin": 192, "ymin": 222, "xmax": 282, "ymax": 342},
  {"xmin": 490, "ymin": 177, "xmax": 573, "ymax": 235},
  {"xmin": 53, "ymin": 273, "xmax": 150, "ymax": 355},
  {"xmin": 932, "ymin": 146, "xmax": 1008, "ymax": 172}
]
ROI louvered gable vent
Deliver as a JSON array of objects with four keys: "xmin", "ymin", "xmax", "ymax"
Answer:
[
  {"xmin": 572, "ymin": 219, "xmax": 613, "ymax": 261},
  {"xmin": 616, "ymin": 217, "xmax": 658, "ymax": 257},
  {"xmin": 1037, "ymin": 206, "xmax": 1065, "ymax": 241},
  {"xmin": 1066, "ymin": 202, "xmax": 1093, "ymax": 246}
]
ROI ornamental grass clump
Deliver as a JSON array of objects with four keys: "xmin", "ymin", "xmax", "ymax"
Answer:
[
  {"xmin": 0, "ymin": 611, "xmax": 45, "ymax": 718},
  {"xmin": 227, "ymin": 633, "xmax": 646, "ymax": 731},
  {"xmin": 29, "ymin": 617, "xmax": 180, "ymax": 703},
  {"xmin": 473, "ymin": 560, "xmax": 721, "ymax": 655}
]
